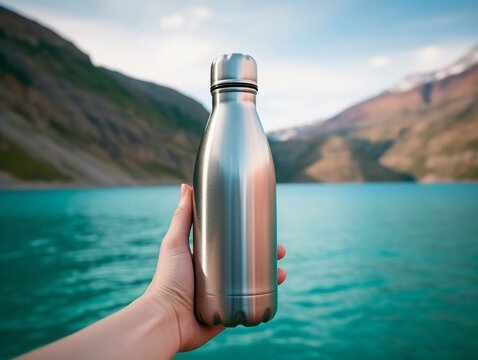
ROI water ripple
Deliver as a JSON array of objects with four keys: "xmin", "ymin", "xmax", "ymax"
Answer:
[{"xmin": 1, "ymin": 185, "xmax": 478, "ymax": 359}]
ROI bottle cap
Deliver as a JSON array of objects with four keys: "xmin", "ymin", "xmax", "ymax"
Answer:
[{"xmin": 210, "ymin": 53, "xmax": 258, "ymax": 92}]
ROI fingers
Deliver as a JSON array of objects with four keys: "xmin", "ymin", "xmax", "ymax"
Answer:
[
  {"xmin": 277, "ymin": 244, "xmax": 286, "ymax": 285},
  {"xmin": 162, "ymin": 184, "xmax": 193, "ymax": 251},
  {"xmin": 278, "ymin": 268, "xmax": 287, "ymax": 285},
  {"xmin": 277, "ymin": 244, "xmax": 286, "ymax": 260}
]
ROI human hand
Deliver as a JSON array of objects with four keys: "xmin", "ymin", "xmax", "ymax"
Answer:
[
  {"xmin": 20, "ymin": 184, "xmax": 284, "ymax": 360},
  {"xmin": 145, "ymin": 184, "xmax": 287, "ymax": 352}
]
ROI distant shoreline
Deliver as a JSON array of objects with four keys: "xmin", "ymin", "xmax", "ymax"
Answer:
[{"xmin": 2, "ymin": 180, "xmax": 478, "ymax": 192}]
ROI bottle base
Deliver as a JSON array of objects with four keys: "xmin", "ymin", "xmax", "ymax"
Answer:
[{"xmin": 195, "ymin": 291, "xmax": 277, "ymax": 327}]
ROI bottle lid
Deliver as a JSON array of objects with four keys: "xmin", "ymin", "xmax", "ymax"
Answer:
[{"xmin": 210, "ymin": 53, "xmax": 258, "ymax": 92}]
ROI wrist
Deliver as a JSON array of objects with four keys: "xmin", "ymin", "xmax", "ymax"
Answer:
[{"xmin": 134, "ymin": 294, "xmax": 181, "ymax": 358}]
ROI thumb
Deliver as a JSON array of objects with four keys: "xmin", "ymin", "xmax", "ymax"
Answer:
[{"xmin": 162, "ymin": 184, "xmax": 193, "ymax": 250}]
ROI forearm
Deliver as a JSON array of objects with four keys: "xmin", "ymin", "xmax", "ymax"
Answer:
[{"xmin": 18, "ymin": 295, "xmax": 180, "ymax": 360}]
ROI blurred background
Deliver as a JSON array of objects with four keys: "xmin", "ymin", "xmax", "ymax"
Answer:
[{"xmin": 0, "ymin": 1, "xmax": 477, "ymax": 359}]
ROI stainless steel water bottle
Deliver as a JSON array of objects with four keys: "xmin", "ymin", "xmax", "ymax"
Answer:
[{"xmin": 192, "ymin": 53, "xmax": 277, "ymax": 327}]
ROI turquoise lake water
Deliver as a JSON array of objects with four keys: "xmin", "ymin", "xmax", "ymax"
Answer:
[{"xmin": 0, "ymin": 184, "xmax": 477, "ymax": 359}]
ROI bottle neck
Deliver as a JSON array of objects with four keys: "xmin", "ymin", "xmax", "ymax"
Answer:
[{"xmin": 212, "ymin": 88, "xmax": 257, "ymax": 107}]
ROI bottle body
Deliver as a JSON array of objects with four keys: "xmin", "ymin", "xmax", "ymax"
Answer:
[{"xmin": 193, "ymin": 89, "xmax": 277, "ymax": 327}]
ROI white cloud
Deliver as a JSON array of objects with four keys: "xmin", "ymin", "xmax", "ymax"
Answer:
[
  {"xmin": 257, "ymin": 58, "xmax": 380, "ymax": 129},
  {"xmin": 160, "ymin": 13, "xmax": 184, "ymax": 30},
  {"xmin": 395, "ymin": 44, "xmax": 469, "ymax": 74},
  {"xmin": 370, "ymin": 55, "xmax": 391, "ymax": 68},
  {"xmin": 159, "ymin": 6, "xmax": 212, "ymax": 31},
  {"xmin": 191, "ymin": 6, "xmax": 212, "ymax": 21},
  {"xmin": 187, "ymin": 6, "xmax": 213, "ymax": 30},
  {"xmin": 414, "ymin": 45, "xmax": 442, "ymax": 67}
]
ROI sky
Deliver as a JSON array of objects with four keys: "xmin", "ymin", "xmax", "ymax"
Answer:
[{"xmin": 2, "ymin": 0, "xmax": 478, "ymax": 131}]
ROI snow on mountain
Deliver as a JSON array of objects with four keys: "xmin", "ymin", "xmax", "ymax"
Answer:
[
  {"xmin": 268, "ymin": 123, "xmax": 317, "ymax": 141},
  {"xmin": 389, "ymin": 45, "xmax": 478, "ymax": 93}
]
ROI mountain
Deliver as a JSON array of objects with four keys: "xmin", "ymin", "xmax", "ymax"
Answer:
[
  {"xmin": 271, "ymin": 45, "xmax": 478, "ymax": 182},
  {"xmin": 268, "ymin": 123, "xmax": 317, "ymax": 142},
  {"xmin": 389, "ymin": 45, "xmax": 478, "ymax": 93},
  {"xmin": 1, "ymin": 6, "xmax": 477, "ymax": 187},
  {"xmin": 0, "ymin": 6, "xmax": 209, "ymax": 187}
]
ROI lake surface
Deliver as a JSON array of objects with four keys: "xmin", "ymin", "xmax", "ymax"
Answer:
[{"xmin": 0, "ymin": 184, "xmax": 477, "ymax": 359}]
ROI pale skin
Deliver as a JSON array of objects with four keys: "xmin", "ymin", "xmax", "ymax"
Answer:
[{"xmin": 19, "ymin": 184, "xmax": 287, "ymax": 359}]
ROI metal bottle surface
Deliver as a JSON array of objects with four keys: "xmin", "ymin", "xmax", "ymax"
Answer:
[{"xmin": 193, "ymin": 54, "xmax": 277, "ymax": 327}]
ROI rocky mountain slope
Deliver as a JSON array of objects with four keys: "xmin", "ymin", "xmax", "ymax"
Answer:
[
  {"xmin": 1, "ymin": 6, "xmax": 477, "ymax": 186},
  {"xmin": 0, "ymin": 6, "xmax": 209, "ymax": 187},
  {"xmin": 271, "ymin": 46, "xmax": 478, "ymax": 182}
]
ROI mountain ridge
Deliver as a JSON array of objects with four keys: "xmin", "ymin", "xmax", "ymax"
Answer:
[
  {"xmin": 389, "ymin": 45, "xmax": 478, "ymax": 93},
  {"xmin": 1, "ymin": 5, "xmax": 477, "ymax": 186},
  {"xmin": 0, "ymin": 5, "xmax": 209, "ymax": 187},
  {"xmin": 270, "ymin": 48, "xmax": 478, "ymax": 183}
]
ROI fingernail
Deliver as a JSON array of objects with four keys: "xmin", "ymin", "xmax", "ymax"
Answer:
[{"xmin": 180, "ymin": 184, "xmax": 187, "ymax": 197}]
